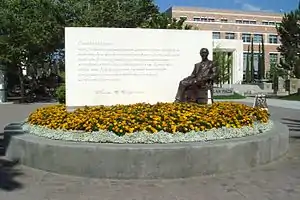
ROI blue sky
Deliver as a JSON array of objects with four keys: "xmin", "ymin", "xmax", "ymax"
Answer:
[{"xmin": 155, "ymin": 0, "xmax": 299, "ymax": 13}]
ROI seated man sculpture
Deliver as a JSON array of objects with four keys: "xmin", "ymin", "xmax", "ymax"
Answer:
[{"xmin": 175, "ymin": 48, "xmax": 218, "ymax": 103}]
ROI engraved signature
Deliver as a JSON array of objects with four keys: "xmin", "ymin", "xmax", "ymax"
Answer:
[{"xmin": 95, "ymin": 90, "xmax": 144, "ymax": 95}]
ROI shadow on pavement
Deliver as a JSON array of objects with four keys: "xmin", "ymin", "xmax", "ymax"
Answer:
[
  {"xmin": 0, "ymin": 158, "xmax": 22, "ymax": 191},
  {"xmin": 281, "ymin": 118, "xmax": 300, "ymax": 134}
]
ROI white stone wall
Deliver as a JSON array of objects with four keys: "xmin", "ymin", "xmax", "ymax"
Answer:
[{"xmin": 65, "ymin": 27, "xmax": 213, "ymax": 106}]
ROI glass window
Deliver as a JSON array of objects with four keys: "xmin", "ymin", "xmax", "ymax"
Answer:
[
  {"xmin": 193, "ymin": 17, "xmax": 200, "ymax": 21},
  {"xmin": 180, "ymin": 16, "xmax": 187, "ymax": 20},
  {"xmin": 213, "ymin": 32, "xmax": 221, "ymax": 39},
  {"xmin": 269, "ymin": 53, "xmax": 278, "ymax": 64},
  {"xmin": 236, "ymin": 19, "xmax": 243, "ymax": 23},
  {"xmin": 200, "ymin": 17, "xmax": 207, "ymax": 22},
  {"xmin": 253, "ymin": 34, "xmax": 263, "ymax": 43},
  {"xmin": 220, "ymin": 18, "xmax": 228, "ymax": 23},
  {"xmin": 262, "ymin": 21, "xmax": 269, "ymax": 25},
  {"xmin": 268, "ymin": 21, "xmax": 276, "ymax": 26},
  {"xmin": 268, "ymin": 34, "xmax": 278, "ymax": 44},
  {"xmin": 250, "ymin": 20, "xmax": 256, "ymax": 24},
  {"xmin": 208, "ymin": 18, "xmax": 215, "ymax": 22},
  {"xmin": 225, "ymin": 32, "xmax": 235, "ymax": 39},
  {"xmin": 242, "ymin": 33, "xmax": 251, "ymax": 43},
  {"xmin": 243, "ymin": 20, "xmax": 250, "ymax": 24}
]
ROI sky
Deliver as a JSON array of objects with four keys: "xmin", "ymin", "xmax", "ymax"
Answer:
[{"xmin": 155, "ymin": 0, "xmax": 299, "ymax": 13}]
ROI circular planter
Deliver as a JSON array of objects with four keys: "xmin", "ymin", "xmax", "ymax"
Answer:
[{"xmin": 3, "ymin": 122, "xmax": 289, "ymax": 179}]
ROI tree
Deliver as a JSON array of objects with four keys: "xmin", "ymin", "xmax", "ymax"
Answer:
[
  {"xmin": 0, "ymin": 0, "xmax": 162, "ymax": 101},
  {"xmin": 277, "ymin": 3, "xmax": 300, "ymax": 78},
  {"xmin": 245, "ymin": 45, "xmax": 251, "ymax": 83},
  {"xmin": 250, "ymin": 37, "xmax": 255, "ymax": 82},
  {"xmin": 140, "ymin": 13, "xmax": 192, "ymax": 29},
  {"xmin": 213, "ymin": 46, "xmax": 232, "ymax": 86},
  {"xmin": 81, "ymin": 0, "xmax": 159, "ymax": 28},
  {"xmin": 261, "ymin": 36, "xmax": 266, "ymax": 79},
  {"xmin": 0, "ymin": 0, "xmax": 76, "ymax": 100},
  {"xmin": 258, "ymin": 43, "xmax": 262, "ymax": 80}
]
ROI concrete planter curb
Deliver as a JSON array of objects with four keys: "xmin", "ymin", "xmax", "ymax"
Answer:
[{"xmin": 4, "ymin": 122, "xmax": 289, "ymax": 179}]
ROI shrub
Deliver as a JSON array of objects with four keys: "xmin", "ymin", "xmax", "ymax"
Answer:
[
  {"xmin": 55, "ymin": 84, "xmax": 65, "ymax": 104},
  {"xmin": 27, "ymin": 102, "xmax": 269, "ymax": 135}
]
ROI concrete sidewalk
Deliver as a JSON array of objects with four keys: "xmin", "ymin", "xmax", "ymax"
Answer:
[{"xmin": 217, "ymin": 97, "xmax": 300, "ymax": 110}]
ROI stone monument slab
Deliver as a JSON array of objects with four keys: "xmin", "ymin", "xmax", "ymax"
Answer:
[{"xmin": 65, "ymin": 28, "xmax": 213, "ymax": 107}]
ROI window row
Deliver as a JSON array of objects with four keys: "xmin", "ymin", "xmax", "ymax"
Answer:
[
  {"xmin": 243, "ymin": 53, "xmax": 279, "ymax": 71},
  {"xmin": 212, "ymin": 32, "xmax": 279, "ymax": 43},
  {"xmin": 180, "ymin": 16, "xmax": 281, "ymax": 26}
]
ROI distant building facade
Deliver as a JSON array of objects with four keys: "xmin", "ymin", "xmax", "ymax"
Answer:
[{"xmin": 166, "ymin": 6, "xmax": 283, "ymax": 79}]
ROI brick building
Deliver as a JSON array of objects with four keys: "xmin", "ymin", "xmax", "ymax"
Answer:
[{"xmin": 166, "ymin": 6, "xmax": 283, "ymax": 78}]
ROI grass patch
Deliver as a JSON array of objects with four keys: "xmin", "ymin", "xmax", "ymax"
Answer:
[
  {"xmin": 214, "ymin": 92, "xmax": 246, "ymax": 100},
  {"xmin": 278, "ymin": 93, "xmax": 300, "ymax": 101}
]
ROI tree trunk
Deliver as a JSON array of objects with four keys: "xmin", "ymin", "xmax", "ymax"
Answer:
[{"xmin": 17, "ymin": 66, "xmax": 25, "ymax": 103}]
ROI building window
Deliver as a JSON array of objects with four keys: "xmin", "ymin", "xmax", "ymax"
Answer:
[
  {"xmin": 213, "ymin": 32, "xmax": 221, "ymax": 39},
  {"xmin": 243, "ymin": 20, "xmax": 250, "ymax": 24},
  {"xmin": 242, "ymin": 33, "xmax": 251, "ymax": 42},
  {"xmin": 276, "ymin": 22, "xmax": 282, "ymax": 26},
  {"xmin": 262, "ymin": 21, "xmax": 277, "ymax": 26},
  {"xmin": 253, "ymin": 34, "xmax": 263, "ymax": 43},
  {"xmin": 193, "ymin": 17, "xmax": 200, "ymax": 21},
  {"xmin": 200, "ymin": 17, "xmax": 208, "ymax": 22},
  {"xmin": 236, "ymin": 19, "xmax": 243, "ymax": 23},
  {"xmin": 269, "ymin": 53, "xmax": 278, "ymax": 64},
  {"xmin": 243, "ymin": 53, "xmax": 260, "ymax": 75},
  {"xmin": 180, "ymin": 16, "xmax": 187, "ymax": 20},
  {"xmin": 220, "ymin": 18, "xmax": 228, "ymax": 23},
  {"xmin": 268, "ymin": 21, "xmax": 276, "ymax": 26},
  {"xmin": 268, "ymin": 34, "xmax": 278, "ymax": 44},
  {"xmin": 250, "ymin": 20, "xmax": 256, "ymax": 24},
  {"xmin": 208, "ymin": 18, "xmax": 215, "ymax": 22},
  {"xmin": 225, "ymin": 32, "xmax": 235, "ymax": 39}
]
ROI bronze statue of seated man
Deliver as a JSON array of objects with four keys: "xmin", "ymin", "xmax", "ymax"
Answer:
[{"xmin": 175, "ymin": 48, "xmax": 218, "ymax": 103}]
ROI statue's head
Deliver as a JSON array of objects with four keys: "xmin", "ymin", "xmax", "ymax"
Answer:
[{"xmin": 200, "ymin": 48, "xmax": 209, "ymax": 60}]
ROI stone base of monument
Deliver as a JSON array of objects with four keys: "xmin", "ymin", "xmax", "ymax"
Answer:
[
  {"xmin": 185, "ymin": 88, "xmax": 213, "ymax": 104},
  {"xmin": 3, "ymin": 122, "xmax": 289, "ymax": 179}
]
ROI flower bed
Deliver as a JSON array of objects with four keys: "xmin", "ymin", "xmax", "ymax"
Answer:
[{"xmin": 27, "ymin": 102, "xmax": 269, "ymax": 134}]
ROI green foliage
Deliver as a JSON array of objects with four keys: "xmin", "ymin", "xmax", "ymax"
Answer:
[
  {"xmin": 79, "ymin": 0, "xmax": 159, "ymax": 28},
  {"xmin": 261, "ymin": 36, "xmax": 266, "ymax": 79},
  {"xmin": 277, "ymin": 4, "xmax": 300, "ymax": 78},
  {"xmin": 213, "ymin": 46, "xmax": 232, "ymax": 85},
  {"xmin": 55, "ymin": 84, "xmax": 65, "ymax": 104},
  {"xmin": 140, "ymin": 13, "xmax": 192, "ymax": 29},
  {"xmin": 0, "ymin": 0, "xmax": 165, "ymax": 99},
  {"xmin": 214, "ymin": 92, "xmax": 245, "ymax": 100},
  {"xmin": 245, "ymin": 45, "xmax": 251, "ymax": 83},
  {"xmin": 257, "ymin": 37, "xmax": 266, "ymax": 80},
  {"xmin": 250, "ymin": 37, "xmax": 255, "ymax": 82}
]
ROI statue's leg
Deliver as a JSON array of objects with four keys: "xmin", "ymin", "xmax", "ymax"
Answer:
[{"xmin": 175, "ymin": 80, "xmax": 191, "ymax": 102}]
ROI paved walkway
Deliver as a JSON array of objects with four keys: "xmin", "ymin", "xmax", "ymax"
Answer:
[
  {"xmin": 217, "ymin": 97, "xmax": 300, "ymax": 110},
  {"xmin": 0, "ymin": 101, "xmax": 299, "ymax": 200}
]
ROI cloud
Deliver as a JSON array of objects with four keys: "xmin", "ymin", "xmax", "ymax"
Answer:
[
  {"xmin": 234, "ymin": 0, "xmax": 273, "ymax": 12},
  {"xmin": 241, "ymin": 3, "xmax": 262, "ymax": 11}
]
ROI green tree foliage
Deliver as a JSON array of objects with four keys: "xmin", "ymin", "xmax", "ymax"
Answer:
[
  {"xmin": 213, "ymin": 47, "xmax": 232, "ymax": 86},
  {"xmin": 0, "ymin": 0, "xmax": 176, "ymax": 100},
  {"xmin": 0, "ymin": 0, "xmax": 74, "ymax": 99},
  {"xmin": 245, "ymin": 45, "xmax": 251, "ymax": 83},
  {"xmin": 250, "ymin": 37, "xmax": 255, "ymax": 82},
  {"xmin": 140, "ymin": 13, "xmax": 192, "ymax": 29},
  {"xmin": 277, "ymin": 3, "xmax": 300, "ymax": 78},
  {"xmin": 261, "ymin": 36, "xmax": 266, "ymax": 79}
]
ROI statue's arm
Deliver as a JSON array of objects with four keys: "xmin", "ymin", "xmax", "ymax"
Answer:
[{"xmin": 190, "ymin": 64, "xmax": 197, "ymax": 78}]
